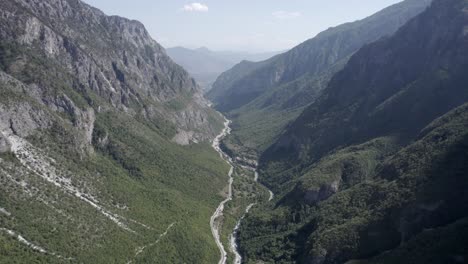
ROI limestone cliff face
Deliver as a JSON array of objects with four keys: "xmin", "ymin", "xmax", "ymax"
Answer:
[
  {"xmin": 0, "ymin": 0, "xmax": 220, "ymax": 146},
  {"xmin": 0, "ymin": 2, "xmax": 229, "ymax": 261}
]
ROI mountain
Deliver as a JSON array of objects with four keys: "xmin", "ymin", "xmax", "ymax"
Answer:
[
  {"xmin": 207, "ymin": 0, "xmax": 433, "ymax": 158},
  {"xmin": 166, "ymin": 47, "xmax": 233, "ymax": 91},
  {"xmin": 205, "ymin": 59, "xmax": 270, "ymax": 104},
  {"xmin": 238, "ymin": 0, "xmax": 468, "ymax": 263},
  {"xmin": 261, "ymin": 0, "xmax": 468, "ymax": 182},
  {"xmin": 0, "ymin": 0, "xmax": 229, "ymax": 262},
  {"xmin": 166, "ymin": 46, "xmax": 282, "ymax": 91}
]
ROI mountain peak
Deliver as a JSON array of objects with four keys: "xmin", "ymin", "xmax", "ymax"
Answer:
[{"xmin": 196, "ymin": 46, "xmax": 212, "ymax": 53}]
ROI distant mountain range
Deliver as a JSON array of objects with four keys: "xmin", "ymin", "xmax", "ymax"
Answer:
[{"xmin": 166, "ymin": 46, "xmax": 283, "ymax": 91}]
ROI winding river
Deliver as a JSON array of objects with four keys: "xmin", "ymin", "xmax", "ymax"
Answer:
[
  {"xmin": 210, "ymin": 119, "xmax": 234, "ymax": 264},
  {"xmin": 210, "ymin": 118, "xmax": 274, "ymax": 264}
]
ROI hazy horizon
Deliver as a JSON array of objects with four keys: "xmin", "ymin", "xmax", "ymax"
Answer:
[
  {"xmin": 166, "ymin": 46, "xmax": 286, "ymax": 54},
  {"xmin": 83, "ymin": 0, "xmax": 403, "ymax": 52}
]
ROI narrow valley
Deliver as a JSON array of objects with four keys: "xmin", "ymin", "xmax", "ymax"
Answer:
[
  {"xmin": 1, "ymin": 0, "xmax": 467, "ymax": 263},
  {"xmin": 210, "ymin": 119, "xmax": 234, "ymax": 264},
  {"xmin": 210, "ymin": 116, "xmax": 275, "ymax": 264}
]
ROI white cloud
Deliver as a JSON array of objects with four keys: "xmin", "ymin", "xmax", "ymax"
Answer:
[
  {"xmin": 272, "ymin": 11, "xmax": 302, "ymax": 20},
  {"xmin": 182, "ymin": 3, "xmax": 209, "ymax": 12}
]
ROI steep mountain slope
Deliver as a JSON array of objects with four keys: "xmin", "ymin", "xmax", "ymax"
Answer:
[
  {"xmin": 207, "ymin": 0, "xmax": 432, "ymax": 157},
  {"xmin": 242, "ymin": 103, "xmax": 468, "ymax": 264},
  {"xmin": 238, "ymin": 0, "xmax": 468, "ymax": 263},
  {"xmin": 206, "ymin": 60, "xmax": 270, "ymax": 106},
  {"xmin": 262, "ymin": 0, "xmax": 468, "ymax": 181},
  {"xmin": 167, "ymin": 46, "xmax": 281, "ymax": 92},
  {"xmin": 0, "ymin": 0, "xmax": 228, "ymax": 262}
]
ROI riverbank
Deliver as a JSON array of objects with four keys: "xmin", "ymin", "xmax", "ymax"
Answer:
[{"xmin": 210, "ymin": 117, "xmax": 275, "ymax": 264}]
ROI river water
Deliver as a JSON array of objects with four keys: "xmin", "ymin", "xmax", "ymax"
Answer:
[{"xmin": 210, "ymin": 118, "xmax": 274, "ymax": 264}]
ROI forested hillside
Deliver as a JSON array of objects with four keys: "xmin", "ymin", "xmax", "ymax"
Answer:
[
  {"xmin": 238, "ymin": 0, "xmax": 468, "ymax": 263},
  {"xmin": 0, "ymin": 0, "xmax": 228, "ymax": 262}
]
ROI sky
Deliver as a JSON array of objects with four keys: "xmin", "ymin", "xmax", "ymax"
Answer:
[{"xmin": 83, "ymin": 0, "xmax": 403, "ymax": 52}]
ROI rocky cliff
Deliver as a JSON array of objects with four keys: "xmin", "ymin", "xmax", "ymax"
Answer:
[
  {"xmin": 0, "ymin": 0, "xmax": 228, "ymax": 262},
  {"xmin": 0, "ymin": 0, "xmax": 221, "ymax": 146}
]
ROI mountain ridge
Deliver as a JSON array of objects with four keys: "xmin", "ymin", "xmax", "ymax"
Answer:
[
  {"xmin": 208, "ymin": 0, "xmax": 433, "ymax": 112},
  {"xmin": 207, "ymin": 0, "xmax": 433, "ymax": 159},
  {"xmin": 166, "ymin": 46, "xmax": 283, "ymax": 92},
  {"xmin": 0, "ymin": 0, "xmax": 230, "ymax": 262},
  {"xmin": 237, "ymin": 0, "xmax": 468, "ymax": 263}
]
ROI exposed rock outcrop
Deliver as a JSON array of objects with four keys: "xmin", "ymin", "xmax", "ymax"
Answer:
[
  {"xmin": 0, "ymin": 133, "xmax": 11, "ymax": 153},
  {"xmin": 0, "ymin": 0, "xmax": 221, "ymax": 146},
  {"xmin": 0, "ymin": 103, "xmax": 52, "ymax": 138},
  {"xmin": 303, "ymin": 180, "xmax": 340, "ymax": 205}
]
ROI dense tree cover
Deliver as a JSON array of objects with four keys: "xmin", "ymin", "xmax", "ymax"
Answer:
[
  {"xmin": 0, "ymin": 2, "xmax": 228, "ymax": 262},
  {"xmin": 237, "ymin": 0, "xmax": 468, "ymax": 263}
]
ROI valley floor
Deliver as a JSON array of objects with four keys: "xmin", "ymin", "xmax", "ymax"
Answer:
[{"xmin": 209, "ymin": 116, "xmax": 275, "ymax": 264}]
